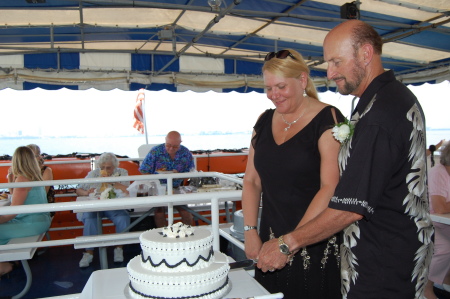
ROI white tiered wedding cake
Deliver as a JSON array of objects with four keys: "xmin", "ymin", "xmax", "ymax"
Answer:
[{"xmin": 127, "ymin": 222, "xmax": 231, "ymax": 299}]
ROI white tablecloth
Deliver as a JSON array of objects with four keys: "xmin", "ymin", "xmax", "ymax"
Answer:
[
  {"xmin": 79, "ymin": 267, "xmax": 269, "ymax": 299},
  {"xmin": 431, "ymin": 213, "xmax": 450, "ymax": 225}
]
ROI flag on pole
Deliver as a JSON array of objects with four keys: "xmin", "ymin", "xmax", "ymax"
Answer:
[{"xmin": 133, "ymin": 88, "xmax": 145, "ymax": 134}]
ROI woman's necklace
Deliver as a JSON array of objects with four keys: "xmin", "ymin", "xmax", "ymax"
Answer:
[{"xmin": 281, "ymin": 96, "xmax": 310, "ymax": 132}]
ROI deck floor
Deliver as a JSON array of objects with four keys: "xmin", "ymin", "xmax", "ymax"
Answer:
[
  {"xmin": 0, "ymin": 244, "xmax": 141, "ymax": 298},
  {"xmin": 1, "ymin": 239, "xmax": 448, "ymax": 299},
  {"xmin": 0, "ymin": 229, "xmax": 237, "ymax": 299}
]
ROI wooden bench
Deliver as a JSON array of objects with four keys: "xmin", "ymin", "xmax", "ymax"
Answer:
[{"xmin": 0, "ymin": 233, "xmax": 46, "ymax": 299}]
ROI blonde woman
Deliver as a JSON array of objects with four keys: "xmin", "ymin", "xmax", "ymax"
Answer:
[
  {"xmin": 242, "ymin": 49, "xmax": 344, "ymax": 298},
  {"xmin": 7, "ymin": 144, "xmax": 54, "ymax": 202},
  {"xmin": 0, "ymin": 146, "xmax": 51, "ymax": 276}
]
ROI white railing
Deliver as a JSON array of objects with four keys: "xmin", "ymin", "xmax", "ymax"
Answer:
[{"xmin": 0, "ymin": 172, "xmax": 245, "ymax": 255}]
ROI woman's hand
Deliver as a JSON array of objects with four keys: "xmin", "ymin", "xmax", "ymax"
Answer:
[
  {"xmin": 0, "ymin": 175, "xmax": 30, "ymax": 224},
  {"xmin": 76, "ymin": 188, "xmax": 95, "ymax": 196},
  {"xmin": 113, "ymin": 183, "xmax": 129, "ymax": 195},
  {"xmin": 244, "ymin": 231, "xmax": 262, "ymax": 261},
  {"xmin": 7, "ymin": 167, "xmax": 15, "ymax": 193}
]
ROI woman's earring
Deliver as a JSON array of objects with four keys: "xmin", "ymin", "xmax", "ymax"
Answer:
[{"xmin": 303, "ymin": 90, "xmax": 307, "ymax": 97}]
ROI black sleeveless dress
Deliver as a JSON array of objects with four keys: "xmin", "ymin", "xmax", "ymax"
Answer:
[
  {"xmin": 252, "ymin": 106, "xmax": 344, "ymax": 299},
  {"xmin": 42, "ymin": 166, "xmax": 55, "ymax": 217}
]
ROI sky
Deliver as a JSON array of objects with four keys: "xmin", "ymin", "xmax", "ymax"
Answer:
[
  {"xmin": 319, "ymin": 80, "xmax": 450, "ymax": 130},
  {"xmin": 0, "ymin": 80, "xmax": 448, "ymax": 139},
  {"xmin": 0, "ymin": 88, "xmax": 272, "ymax": 138}
]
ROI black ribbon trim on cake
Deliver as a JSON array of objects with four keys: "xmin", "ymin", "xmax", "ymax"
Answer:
[
  {"xmin": 140, "ymin": 248, "xmax": 214, "ymax": 269},
  {"xmin": 129, "ymin": 276, "xmax": 229, "ymax": 299}
]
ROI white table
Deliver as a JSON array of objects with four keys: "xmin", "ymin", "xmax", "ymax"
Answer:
[
  {"xmin": 78, "ymin": 267, "xmax": 270, "ymax": 299},
  {"xmin": 429, "ymin": 213, "xmax": 450, "ymax": 292},
  {"xmin": 430, "ymin": 213, "xmax": 450, "ymax": 225}
]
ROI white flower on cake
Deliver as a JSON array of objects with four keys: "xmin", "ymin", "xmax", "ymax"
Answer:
[
  {"xmin": 100, "ymin": 187, "xmax": 117, "ymax": 200},
  {"xmin": 162, "ymin": 222, "xmax": 195, "ymax": 238}
]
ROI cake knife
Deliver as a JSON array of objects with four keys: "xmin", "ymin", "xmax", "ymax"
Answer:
[
  {"xmin": 226, "ymin": 292, "xmax": 284, "ymax": 299},
  {"xmin": 228, "ymin": 259, "xmax": 255, "ymax": 270}
]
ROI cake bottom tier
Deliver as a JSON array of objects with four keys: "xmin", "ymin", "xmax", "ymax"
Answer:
[{"xmin": 127, "ymin": 251, "xmax": 231, "ymax": 299}]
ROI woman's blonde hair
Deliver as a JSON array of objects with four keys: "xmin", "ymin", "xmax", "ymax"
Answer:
[
  {"xmin": 27, "ymin": 144, "xmax": 41, "ymax": 155},
  {"xmin": 27, "ymin": 143, "xmax": 44, "ymax": 167},
  {"xmin": 11, "ymin": 146, "xmax": 43, "ymax": 181},
  {"xmin": 262, "ymin": 49, "xmax": 319, "ymax": 100}
]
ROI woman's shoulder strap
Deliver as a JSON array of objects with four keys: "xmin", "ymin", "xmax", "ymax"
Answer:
[
  {"xmin": 323, "ymin": 105, "xmax": 344, "ymax": 124},
  {"xmin": 330, "ymin": 106, "xmax": 338, "ymax": 124}
]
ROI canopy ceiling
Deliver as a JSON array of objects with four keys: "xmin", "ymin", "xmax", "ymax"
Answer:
[{"xmin": 0, "ymin": 0, "xmax": 449, "ymax": 92}]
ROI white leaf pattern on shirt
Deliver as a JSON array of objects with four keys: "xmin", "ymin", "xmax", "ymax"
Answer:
[
  {"xmin": 405, "ymin": 104, "xmax": 434, "ymax": 298},
  {"xmin": 340, "ymin": 222, "xmax": 360, "ymax": 296},
  {"xmin": 339, "ymin": 94, "xmax": 377, "ymax": 299},
  {"xmin": 339, "ymin": 94, "xmax": 376, "ymax": 298}
]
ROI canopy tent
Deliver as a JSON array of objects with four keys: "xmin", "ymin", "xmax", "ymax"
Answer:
[{"xmin": 0, "ymin": 0, "xmax": 449, "ymax": 92}]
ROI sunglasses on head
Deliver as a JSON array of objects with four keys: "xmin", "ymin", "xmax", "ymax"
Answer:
[{"xmin": 264, "ymin": 50, "xmax": 297, "ymax": 61}]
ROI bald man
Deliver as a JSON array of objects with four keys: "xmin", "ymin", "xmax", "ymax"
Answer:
[
  {"xmin": 139, "ymin": 131, "xmax": 195, "ymax": 227},
  {"xmin": 255, "ymin": 20, "xmax": 433, "ymax": 298}
]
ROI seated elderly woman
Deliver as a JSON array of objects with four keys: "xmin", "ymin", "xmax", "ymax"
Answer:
[
  {"xmin": 75, "ymin": 152, "xmax": 130, "ymax": 268},
  {"xmin": 425, "ymin": 142, "xmax": 450, "ymax": 299},
  {"xmin": 0, "ymin": 146, "xmax": 51, "ymax": 277}
]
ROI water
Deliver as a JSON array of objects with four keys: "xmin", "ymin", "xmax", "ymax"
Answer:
[
  {"xmin": 0, "ymin": 133, "xmax": 253, "ymax": 157},
  {"xmin": 1, "ymin": 129, "xmax": 448, "ymax": 158}
]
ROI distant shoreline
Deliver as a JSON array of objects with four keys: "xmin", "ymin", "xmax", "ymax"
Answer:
[
  {"xmin": 1, "ymin": 130, "xmax": 447, "ymax": 157},
  {"xmin": 0, "ymin": 131, "xmax": 253, "ymax": 139},
  {"xmin": 426, "ymin": 128, "xmax": 450, "ymax": 131}
]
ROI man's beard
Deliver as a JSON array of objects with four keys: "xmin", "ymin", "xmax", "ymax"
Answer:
[{"xmin": 337, "ymin": 61, "xmax": 365, "ymax": 96}]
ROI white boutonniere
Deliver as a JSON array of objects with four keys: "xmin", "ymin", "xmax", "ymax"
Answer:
[{"xmin": 332, "ymin": 119, "xmax": 354, "ymax": 143}]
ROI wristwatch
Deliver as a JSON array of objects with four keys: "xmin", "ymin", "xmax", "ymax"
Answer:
[
  {"xmin": 243, "ymin": 225, "xmax": 257, "ymax": 231},
  {"xmin": 278, "ymin": 235, "xmax": 292, "ymax": 255}
]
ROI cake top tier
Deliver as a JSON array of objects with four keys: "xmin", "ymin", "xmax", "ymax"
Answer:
[
  {"xmin": 161, "ymin": 222, "xmax": 195, "ymax": 238},
  {"xmin": 139, "ymin": 222, "xmax": 212, "ymax": 252}
]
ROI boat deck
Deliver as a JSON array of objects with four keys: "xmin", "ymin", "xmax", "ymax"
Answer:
[
  {"xmin": 1, "ymin": 244, "xmax": 137, "ymax": 298},
  {"xmin": 2, "ymin": 224, "xmax": 450, "ymax": 298},
  {"xmin": 0, "ymin": 224, "xmax": 236, "ymax": 299}
]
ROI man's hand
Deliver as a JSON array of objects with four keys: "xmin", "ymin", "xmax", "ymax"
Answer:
[{"xmin": 256, "ymin": 238, "xmax": 289, "ymax": 272}]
